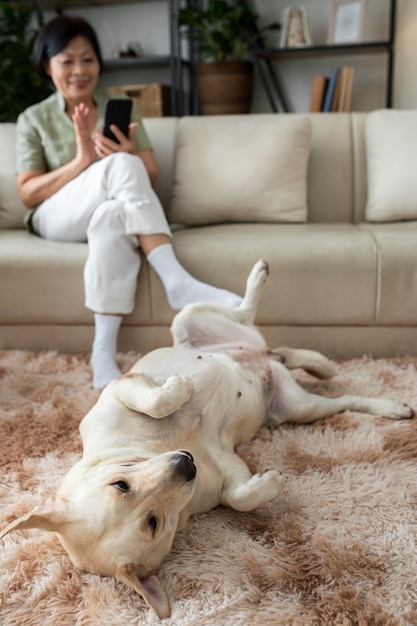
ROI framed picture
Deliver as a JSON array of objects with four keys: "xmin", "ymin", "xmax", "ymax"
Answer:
[
  {"xmin": 279, "ymin": 6, "xmax": 312, "ymax": 48},
  {"xmin": 327, "ymin": 0, "xmax": 368, "ymax": 45}
]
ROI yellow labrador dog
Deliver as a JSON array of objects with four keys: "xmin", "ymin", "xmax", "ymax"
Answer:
[{"xmin": 1, "ymin": 260, "xmax": 413, "ymax": 618}]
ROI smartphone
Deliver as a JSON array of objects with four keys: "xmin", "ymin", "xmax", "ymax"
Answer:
[{"xmin": 103, "ymin": 98, "xmax": 133, "ymax": 143}]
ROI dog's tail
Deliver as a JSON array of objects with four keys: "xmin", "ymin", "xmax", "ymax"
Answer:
[{"xmin": 270, "ymin": 347, "xmax": 336, "ymax": 380}]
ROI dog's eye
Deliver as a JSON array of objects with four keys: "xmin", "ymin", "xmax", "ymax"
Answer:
[
  {"xmin": 111, "ymin": 480, "xmax": 130, "ymax": 493},
  {"xmin": 148, "ymin": 516, "xmax": 158, "ymax": 533}
]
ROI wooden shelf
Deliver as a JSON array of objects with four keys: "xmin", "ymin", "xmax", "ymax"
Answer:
[
  {"xmin": 251, "ymin": 0, "xmax": 396, "ymax": 113},
  {"xmin": 103, "ymin": 55, "xmax": 173, "ymax": 71},
  {"xmin": 257, "ymin": 41, "xmax": 392, "ymax": 62}
]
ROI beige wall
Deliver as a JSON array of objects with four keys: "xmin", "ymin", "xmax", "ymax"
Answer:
[
  {"xmin": 395, "ymin": 0, "xmax": 417, "ymax": 109},
  {"xmin": 47, "ymin": 0, "xmax": 416, "ymax": 113}
]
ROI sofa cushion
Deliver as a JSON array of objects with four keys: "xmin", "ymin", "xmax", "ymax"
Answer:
[
  {"xmin": 148, "ymin": 223, "xmax": 378, "ymax": 326},
  {"xmin": 0, "ymin": 231, "xmax": 152, "ymax": 324},
  {"xmin": 169, "ymin": 115, "xmax": 312, "ymax": 226},
  {"xmin": 365, "ymin": 109, "xmax": 417, "ymax": 222},
  {"xmin": 0, "ymin": 124, "xmax": 27, "ymax": 229},
  {"xmin": 360, "ymin": 222, "xmax": 417, "ymax": 324}
]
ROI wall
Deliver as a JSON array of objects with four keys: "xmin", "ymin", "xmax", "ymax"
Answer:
[
  {"xmin": 45, "ymin": 0, "xmax": 417, "ymax": 113},
  {"xmin": 395, "ymin": 0, "xmax": 417, "ymax": 108}
]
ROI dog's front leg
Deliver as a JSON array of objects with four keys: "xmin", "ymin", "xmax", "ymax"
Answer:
[
  {"xmin": 220, "ymin": 453, "xmax": 287, "ymax": 512},
  {"xmin": 113, "ymin": 373, "xmax": 193, "ymax": 418}
]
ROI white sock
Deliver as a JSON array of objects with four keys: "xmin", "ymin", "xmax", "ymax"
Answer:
[
  {"xmin": 147, "ymin": 243, "xmax": 242, "ymax": 310},
  {"xmin": 91, "ymin": 313, "xmax": 122, "ymax": 389}
]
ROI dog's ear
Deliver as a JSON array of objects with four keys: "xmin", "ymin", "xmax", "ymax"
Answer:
[
  {"xmin": 0, "ymin": 502, "xmax": 64, "ymax": 540},
  {"xmin": 117, "ymin": 563, "xmax": 171, "ymax": 619}
]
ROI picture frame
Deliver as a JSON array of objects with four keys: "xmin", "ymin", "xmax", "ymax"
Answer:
[
  {"xmin": 327, "ymin": 0, "xmax": 368, "ymax": 45},
  {"xmin": 279, "ymin": 6, "xmax": 312, "ymax": 48}
]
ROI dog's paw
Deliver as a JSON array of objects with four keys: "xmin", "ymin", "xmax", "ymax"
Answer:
[
  {"xmin": 379, "ymin": 400, "xmax": 414, "ymax": 420},
  {"xmin": 245, "ymin": 259, "xmax": 269, "ymax": 293},
  {"xmin": 253, "ymin": 259, "xmax": 269, "ymax": 283},
  {"xmin": 262, "ymin": 469, "xmax": 288, "ymax": 493},
  {"xmin": 249, "ymin": 469, "xmax": 287, "ymax": 502},
  {"xmin": 162, "ymin": 376, "xmax": 193, "ymax": 406},
  {"xmin": 223, "ymin": 469, "xmax": 287, "ymax": 512}
]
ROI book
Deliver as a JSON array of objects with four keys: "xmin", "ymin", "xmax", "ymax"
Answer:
[
  {"xmin": 337, "ymin": 66, "xmax": 355, "ymax": 112},
  {"xmin": 309, "ymin": 75, "xmax": 329, "ymax": 112},
  {"xmin": 344, "ymin": 66, "xmax": 355, "ymax": 112},
  {"xmin": 331, "ymin": 69, "xmax": 344, "ymax": 111},
  {"xmin": 321, "ymin": 67, "xmax": 340, "ymax": 112},
  {"xmin": 336, "ymin": 67, "xmax": 349, "ymax": 112}
]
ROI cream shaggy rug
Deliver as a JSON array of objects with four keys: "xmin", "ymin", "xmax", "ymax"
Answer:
[{"xmin": 1, "ymin": 350, "xmax": 417, "ymax": 626}]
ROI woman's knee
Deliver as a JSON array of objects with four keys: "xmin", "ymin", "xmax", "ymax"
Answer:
[
  {"xmin": 87, "ymin": 199, "xmax": 125, "ymax": 235},
  {"xmin": 104, "ymin": 151, "xmax": 145, "ymax": 174}
]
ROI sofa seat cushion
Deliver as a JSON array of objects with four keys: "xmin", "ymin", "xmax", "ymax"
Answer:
[
  {"xmin": 169, "ymin": 115, "xmax": 312, "ymax": 226},
  {"xmin": 0, "ymin": 231, "xmax": 153, "ymax": 325},
  {"xmin": 359, "ymin": 222, "xmax": 417, "ymax": 324},
  {"xmin": 145, "ymin": 223, "xmax": 379, "ymax": 326}
]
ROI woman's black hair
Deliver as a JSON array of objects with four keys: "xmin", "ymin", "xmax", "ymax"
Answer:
[{"xmin": 31, "ymin": 15, "xmax": 104, "ymax": 84}]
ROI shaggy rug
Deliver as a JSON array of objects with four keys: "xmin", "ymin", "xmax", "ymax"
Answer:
[{"xmin": 1, "ymin": 350, "xmax": 417, "ymax": 626}]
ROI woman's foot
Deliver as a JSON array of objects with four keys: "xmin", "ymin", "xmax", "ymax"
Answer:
[
  {"xmin": 147, "ymin": 243, "xmax": 242, "ymax": 311},
  {"xmin": 91, "ymin": 347, "xmax": 122, "ymax": 389},
  {"xmin": 164, "ymin": 276, "xmax": 242, "ymax": 310},
  {"xmin": 91, "ymin": 313, "xmax": 122, "ymax": 388}
]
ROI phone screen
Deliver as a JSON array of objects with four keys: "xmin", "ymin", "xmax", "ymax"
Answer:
[{"xmin": 103, "ymin": 98, "xmax": 133, "ymax": 143}]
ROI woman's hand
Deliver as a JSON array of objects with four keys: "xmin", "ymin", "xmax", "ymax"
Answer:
[
  {"xmin": 94, "ymin": 122, "xmax": 138, "ymax": 158},
  {"xmin": 93, "ymin": 123, "xmax": 159, "ymax": 186},
  {"xmin": 72, "ymin": 102, "xmax": 97, "ymax": 168}
]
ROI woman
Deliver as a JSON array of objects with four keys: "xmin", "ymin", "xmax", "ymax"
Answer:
[{"xmin": 17, "ymin": 15, "xmax": 241, "ymax": 388}]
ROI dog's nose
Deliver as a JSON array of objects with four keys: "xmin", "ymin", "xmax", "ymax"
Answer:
[
  {"xmin": 179, "ymin": 450, "xmax": 194, "ymax": 463},
  {"xmin": 171, "ymin": 451, "xmax": 196, "ymax": 482}
]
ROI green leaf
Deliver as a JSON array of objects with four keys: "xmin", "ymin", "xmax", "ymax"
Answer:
[
  {"xmin": 0, "ymin": 0, "xmax": 51, "ymax": 122},
  {"xmin": 178, "ymin": 0, "xmax": 280, "ymax": 62}
]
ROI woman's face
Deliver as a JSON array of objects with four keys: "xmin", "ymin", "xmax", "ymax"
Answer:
[{"xmin": 45, "ymin": 35, "xmax": 100, "ymax": 104}]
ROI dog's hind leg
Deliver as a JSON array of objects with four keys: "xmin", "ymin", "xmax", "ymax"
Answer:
[
  {"xmin": 219, "ymin": 452, "xmax": 287, "ymax": 512},
  {"xmin": 270, "ymin": 347, "xmax": 336, "ymax": 380},
  {"xmin": 171, "ymin": 259, "xmax": 269, "ymax": 347},
  {"xmin": 233, "ymin": 258, "xmax": 270, "ymax": 325},
  {"xmin": 267, "ymin": 360, "xmax": 414, "ymax": 425}
]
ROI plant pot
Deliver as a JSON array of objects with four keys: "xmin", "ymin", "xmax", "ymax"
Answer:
[{"xmin": 195, "ymin": 60, "xmax": 254, "ymax": 115}]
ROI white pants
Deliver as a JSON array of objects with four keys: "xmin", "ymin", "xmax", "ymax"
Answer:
[{"xmin": 32, "ymin": 153, "xmax": 171, "ymax": 314}]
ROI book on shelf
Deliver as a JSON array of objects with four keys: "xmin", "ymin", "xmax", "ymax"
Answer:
[
  {"xmin": 309, "ymin": 75, "xmax": 328, "ymax": 112},
  {"xmin": 308, "ymin": 66, "xmax": 356, "ymax": 113},
  {"xmin": 344, "ymin": 66, "xmax": 355, "ymax": 112},
  {"xmin": 321, "ymin": 68, "xmax": 339, "ymax": 112},
  {"xmin": 331, "ymin": 69, "xmax": 343, "ymax": 111},
  {"xmin": 337, "ymin": 66, "xmax": 355, "ymax": 112}
]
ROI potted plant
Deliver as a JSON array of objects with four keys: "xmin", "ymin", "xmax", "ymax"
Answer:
[
  {"xmin": 179, "ymin": 0, "xmax": 280, "ymax": 114},
  {"xmin": 0, "ymin": 0, "xmax": 51, "ymax": 123}
]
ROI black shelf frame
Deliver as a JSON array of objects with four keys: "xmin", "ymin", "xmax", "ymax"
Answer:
[{"xmin": 103, "ymin": 55, "xmax": 172, "ymax": 70}]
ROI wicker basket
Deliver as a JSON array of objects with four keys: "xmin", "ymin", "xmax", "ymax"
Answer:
[
  {"xmin": 196, "ymin": 61, "xmax": 254, "ymax": 115},
  {"xmin": 107, "ymin": 83, "xmax": 171, "ymax": 118}
]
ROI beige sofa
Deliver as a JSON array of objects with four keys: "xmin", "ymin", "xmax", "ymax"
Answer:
[{"xmin": 1, "ymin": 112, "xmax": 417, "ymax": 358}]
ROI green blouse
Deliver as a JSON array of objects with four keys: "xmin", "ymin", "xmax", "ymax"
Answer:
[{"xmin": 16, "ymin": 90, "xmax": 152, "ymax": 173}]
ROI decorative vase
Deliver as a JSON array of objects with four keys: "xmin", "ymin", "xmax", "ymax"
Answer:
[{"xmin": 195, "ymin": 60, "xmax": 254, "ymax": 115}]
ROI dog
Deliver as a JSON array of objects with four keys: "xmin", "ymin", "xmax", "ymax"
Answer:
[{"xmin": 1, "ymin": 260, "xmax": 413, "ymax": 618}]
